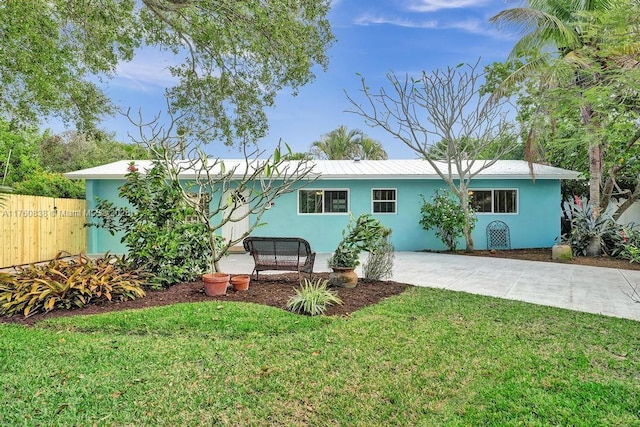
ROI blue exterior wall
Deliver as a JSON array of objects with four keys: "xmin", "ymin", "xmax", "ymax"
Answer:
[
  {"xmin": 86, "ymin": 179, "xmax": 129, "ymax": 255},
  {"xmin": 86, "ymin": 177, "xmax": 562, "ymax": 254}
]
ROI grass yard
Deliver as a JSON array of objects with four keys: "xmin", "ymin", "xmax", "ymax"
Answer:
[{"xmin": 1, "ymin": 287, "xmax": 638, "ymax": 426}]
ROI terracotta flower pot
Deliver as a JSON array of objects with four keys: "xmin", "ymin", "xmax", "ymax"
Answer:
[
  {"xmin": 230, "ymin": 274, "xmax": 250, "ymax": 291},
  {"xmin": 329, "ymin": 267, "xmax": 358, "ymax": 288},
  {"xmin": 202, "ymin": 273, "xmax": 230, "ymax": 296}
]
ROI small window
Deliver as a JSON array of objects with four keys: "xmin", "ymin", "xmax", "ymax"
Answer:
[
  {"xmin": 373, "ymin": 189, "xmax": 396, "ymax": 214},
  {"xmin": 470, "ymin": 190, "xmax": 492, "ymax": 213},
  {"xmin": 469, "ymin": 189, "xmax": 517, "ymax": 214},
  {"xmin": 299, "ymin": 189, "xmax": 348, "ymax": 214}
]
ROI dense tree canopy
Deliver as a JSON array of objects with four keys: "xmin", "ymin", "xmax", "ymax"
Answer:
[
  {"xmin": 0, "ymin": 0, "xmax": 333, "ymax": 144},
  {"xmin": 0, "ymin": 121, "xmax": 150, "ymax": 198},
  {"xmin": 490, "ymin": 0, "xmax": 640, "ymax": 215}
]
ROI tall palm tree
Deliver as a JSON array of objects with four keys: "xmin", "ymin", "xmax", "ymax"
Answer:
[
  {"xmin": 490, "ymin": 0, "xmax": 617, "ymax": 206},
  {"xmin": 310, "ymin": 125, "xmax": 387, "ymax": 160}
]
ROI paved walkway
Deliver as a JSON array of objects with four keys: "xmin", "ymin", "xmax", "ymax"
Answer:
[{"xmin": 220, "ymin": 251, "xmax": 640, "ymax": 322}]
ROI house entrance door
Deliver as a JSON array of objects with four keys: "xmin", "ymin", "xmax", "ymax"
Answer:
[{"xmin": 221, "ymin": 190, "xmax": 251, "ymax": 251}]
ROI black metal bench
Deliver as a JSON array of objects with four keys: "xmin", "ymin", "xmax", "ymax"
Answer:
[{"xmin": 242, "ymin": 237, "xmax": 315, "ymax": 280}]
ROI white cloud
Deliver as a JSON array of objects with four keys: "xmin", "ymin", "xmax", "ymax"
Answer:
[
  {"xmin": 113, "ymin": 51, "xmax": 180, "ymax": 92},
  {"xmin": 404, "ymin": 0, "xmax": 490, "ymax": 13},
  {"xmin": 354, "ymin": 14, "xmax": 437, "ymax": 28},
  {"xmin": 354, "ymin": 13, "xmax": 509, "ymax": 39}
]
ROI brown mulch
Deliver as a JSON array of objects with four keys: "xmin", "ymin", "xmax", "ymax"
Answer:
[
  {"xmin": 458, "ymin": 248, "xmax": 640, "ymax": 271},
  {"xmin": 0, "ymin": 273, "xmax": 409, "ymax": 326},
  {"xmin": 3, "ymin": 248, "xmax": 637, "ymax": 326}
]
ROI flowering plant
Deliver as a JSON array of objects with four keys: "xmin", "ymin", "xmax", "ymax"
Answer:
[{"xmin": 419, "ymin": 189, "xmax": 474, "ymax": 251}]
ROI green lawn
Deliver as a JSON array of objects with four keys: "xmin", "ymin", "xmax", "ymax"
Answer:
[{"xmin": 1, "ymin": 287, "xmax": 638, "ymax": 426}]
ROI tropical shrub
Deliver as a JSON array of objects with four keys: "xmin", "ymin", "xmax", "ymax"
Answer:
[
  {"xmin": 420, "ymin": 189, "xmax": 473, "ymax": 251},
  {"xmin": 563, "ymin": 196, "xmax": 623, "ymax": 256},
  {"xmin": 91, "ymin": 162, "xmax": 211, "ymax": 287},
  {"xmin": 286, "ymin": 278, "xmax": 343, "ymax": 316},
  {"xmin": 328, "ymin": 214, "xmax": 391, "ymax": 268},
  {"xmin": 0, "ymin": 253, "xmax": 147, "ymax": 318},
  {"xmin": 363, "ymin": 238, "xmax": 395, "ymax": 280}
]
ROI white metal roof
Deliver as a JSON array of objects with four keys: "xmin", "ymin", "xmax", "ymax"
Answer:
[{"xmin": 64, "ymin": 159, "xmax": 581, "ymax": 180}]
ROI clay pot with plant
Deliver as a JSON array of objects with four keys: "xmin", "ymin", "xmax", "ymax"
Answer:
[
  {"xmin": 201, "ymin": 233, "xmax": 230, "ymax": 295},
  {"xmin": 328, "ymin": 214, "xmax": 391, "ymax": 288}
]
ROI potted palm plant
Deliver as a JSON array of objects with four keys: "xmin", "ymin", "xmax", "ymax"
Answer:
[{"xmin": 328, "ymin": 214, "xmax": 391, "ymax": 288}]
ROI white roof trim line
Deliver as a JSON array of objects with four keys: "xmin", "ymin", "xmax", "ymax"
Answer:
[{"xmin": 64, "ymin": 159, "xmax": 582, "ymax": 181}]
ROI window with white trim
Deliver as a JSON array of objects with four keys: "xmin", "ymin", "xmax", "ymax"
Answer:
[
  {"xmin": 372, "ymin": 189, "xmax": 396, "ymax": 214},
  {"xmin": 469, "ymin": 189, "xmax": 518, "ymax": 214},
  {"xmin": 298, "ymin": 189, "xmax": 348, "ymax": 214}
]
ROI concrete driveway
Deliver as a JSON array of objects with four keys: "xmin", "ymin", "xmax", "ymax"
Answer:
[{"xmin": 219, "ymin": 251, "xmax": 640, "ymax": 322}]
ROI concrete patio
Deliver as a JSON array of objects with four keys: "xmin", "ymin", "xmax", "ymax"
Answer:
[{"xmin": 220, "ymin": 251, "xmax": 640, "ymax": 322}]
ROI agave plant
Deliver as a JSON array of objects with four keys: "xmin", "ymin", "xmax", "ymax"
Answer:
[{"xmin": 563, "ymin": 196, "xmax": 621, "ymax": 256}]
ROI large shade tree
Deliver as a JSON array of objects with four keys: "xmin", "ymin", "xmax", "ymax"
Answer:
[
  {"xmin": 310, "ymin": 125, "xmax": 387, "ymax": 160},
  {"xmin": 0, "ymin": 0, "xmax": 333, "ymax": 143}
]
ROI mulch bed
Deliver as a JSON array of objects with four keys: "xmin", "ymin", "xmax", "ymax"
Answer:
[
  {"xmin": 458, "ymin": 248, "xmax": 640, "ymax": 270},
  {"xmin": 1, "ymin": 273, "xmax": 410, "ymax": 326}
]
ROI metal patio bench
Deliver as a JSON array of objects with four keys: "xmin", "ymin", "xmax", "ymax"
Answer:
[{"xmin": 242, "ymin": 236, "xmax": 315, "ymax": 280}]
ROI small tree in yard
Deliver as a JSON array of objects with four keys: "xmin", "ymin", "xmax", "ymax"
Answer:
[
  {"xmin": 348, "ymin": 61, "xmax": 518, "ymax": 250},
  {"xmin": 129, "ymin": 112, "xmax": 317, "ymax": 274},
  {"xmin": 420, "ymin": 189, "xmax": 474, "ymax": 251},
  {"xmin": 91, "ymin": 162, "xmax": 212, "ymax": 287}
]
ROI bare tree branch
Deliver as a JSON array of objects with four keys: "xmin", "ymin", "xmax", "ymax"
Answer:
[{"xmin": 347, "ymin": 60, "xmax": 519, "ymax": 250}]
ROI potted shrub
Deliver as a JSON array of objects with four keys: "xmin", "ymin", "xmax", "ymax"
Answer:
[
  {"xmin": 328, "ymin": 214, "xmax": 391, "ymax": 288},
  {"xmin": 202, "ymin": 234, "xmax": 230, "ymax": 295}
]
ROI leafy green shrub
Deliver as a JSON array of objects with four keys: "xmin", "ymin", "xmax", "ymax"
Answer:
[
  {"xmin": 328, "ymin": 214, "xmax": 391, "ymax": 268},
  {"xmin": 13, "ymin": 170, "xmax": 85, "ymax": 199},
  {"xmin": 363, "ymin": 238, "xmax": 395, "ymax": 280},
  {"xmin": 621, "ymin": 243, "xmax": 640, "ymax": 263},
  {"xmin": 286, "ymin": 278, "xmax": 343, "ymax": 316},
  {"xmin": 420, "ymin": 189, "xmax": 473, "ymax": 251},
  {"xmin": 0, "ymin": 253, "xmax": 147, "ymax": 318},
  {"xmin": 90, "ymin": 162, "xmax": 211, "ymax": 287}
]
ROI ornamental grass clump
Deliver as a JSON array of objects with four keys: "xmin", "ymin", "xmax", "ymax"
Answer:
[
  {"xmin": 286, "ymin": 278, "xmax": 343, "ymax": 316},
  {"xmin": 363, "ymin": 238, "xmax": 395, "ymax": 280},
  {"xmin": 0, "ymin": 252, "xmax": 147, "ymax": 318}
]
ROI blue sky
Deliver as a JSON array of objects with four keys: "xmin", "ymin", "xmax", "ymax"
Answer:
[{"xmin": 55, "ymin": 0, "xmax": 520, "ymax": 159}]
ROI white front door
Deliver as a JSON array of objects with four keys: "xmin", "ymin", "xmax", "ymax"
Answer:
[{"xmin": 221, "ymin": 190, "xmax": 251, "ymax": 247}]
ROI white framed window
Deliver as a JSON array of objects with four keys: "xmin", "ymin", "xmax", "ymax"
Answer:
[
  {"xmin": 469, "ymin": 189, "xmax": 518, "ymax": 214},
  {"xmin": 372, "ymin": 188, "xmax": 397, "ymax": 214},
  {"xmin": 298, "ymin": 189, "xmax": 349, "ymax": 214}
]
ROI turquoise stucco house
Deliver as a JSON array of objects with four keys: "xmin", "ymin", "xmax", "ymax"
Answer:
[{"xmin": 65, "ymin": 159, "xmax": 580, "ymax": 255}]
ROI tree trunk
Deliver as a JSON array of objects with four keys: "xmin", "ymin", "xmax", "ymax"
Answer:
[
  {"xmin": 589, "ymin": 141, "xmax": 602, "ymax": 209},
  {"xmin": 460, "ymin": 188, "xmax": 475, "ymax": 251}
]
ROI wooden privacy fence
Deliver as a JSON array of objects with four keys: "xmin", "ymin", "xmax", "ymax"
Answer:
[{"xmin": 0, "ymin": 194, "xmax": 87, "ymax": 268}]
